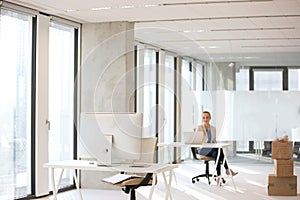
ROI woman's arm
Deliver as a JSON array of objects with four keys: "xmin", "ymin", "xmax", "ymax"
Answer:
[{"xmin": 211, "ymin": 126, "xmax": 217, "ymax": 143}]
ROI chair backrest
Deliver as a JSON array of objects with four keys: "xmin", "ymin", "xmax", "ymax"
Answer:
[{"xmin": 139, "ymin": 137, "xmax": 158, "ymax": 163}]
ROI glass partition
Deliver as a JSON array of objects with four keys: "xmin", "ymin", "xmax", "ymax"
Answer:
[
  {"xmin": 180, "ymin": 90, "xmax": 300, "ymax": 159},
  {"xmin": 193, "ymin": 91, "xmax": 300, "ymax": 141}
]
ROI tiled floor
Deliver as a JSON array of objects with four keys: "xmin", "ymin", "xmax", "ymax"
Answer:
[{"xmin": 34, "ymin": 155, "xmax": 300, "ymax": 200}]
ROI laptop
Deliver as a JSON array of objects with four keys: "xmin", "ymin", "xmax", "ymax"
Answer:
[{"xmin": 183, "ymin": 131, "xmax": 204, "ymax": 144}]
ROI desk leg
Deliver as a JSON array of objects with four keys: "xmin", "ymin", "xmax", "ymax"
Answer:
[
  {"xmin": 51, "ymin": 168, "xmax": 57, "ymax": 200},
  {"xmin": 148, "ymin": 174, "xmax": 157, "ymax": 200},
  {"xmin": 162, "ymin": 169, "xmax": 173, "ymax": 200},
  {"xmin": 73, "ymin": 169, "xmax": 83, "ymax": 200},
  {"xmin": 167, "ymin": 146, "xmax": 171, "ymax": 164},
  {"xmin": 51, "ymin": 168, "xmax": 64, "ymax": 200},
  {"xmin": 222, "ymin": 148, "xmax": 237, "ymax": 191},
  {"xmin": 210, "ymin": 147, "xmax": 221, "ymax": 183},
  {"xmin": 167, "ymin": 146, "xmax": 177, "ymax": 185}
]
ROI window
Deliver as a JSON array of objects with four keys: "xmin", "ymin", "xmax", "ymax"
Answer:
[
  {"xmin": 195, "ymin": 62, "xmax": 204, "ymax": 91},
  {"xmin": 289, "ymin": 69, "xmax": 300, "ymax": 91},
  {"xmin": 253, "ymin": 70, "xmax": 283, "ymax": 91},
  {"xmin": 48, "ymin": 22, "xmax": 76, "ymax": 190},
  {"xmin": 0, "ymin": 9, "xmax": 33, "ymax": 199},
  {"xmin": 137, "ymin": 49, "xmax": 157, "ymax": 137},
  {"xmin": 181, "ymin": 59, "xmax": 192, "ymax": 89},
  {"xmin": 236, "ymin": 68, "xmax": 249, "ymax": 91},
  {"xmin": 163, "ymin": 55, "xmax": 175, "ymax": 143},
  {"xmin": 249, "ymin": 67, "xmax": 288, "ymax": 91}
]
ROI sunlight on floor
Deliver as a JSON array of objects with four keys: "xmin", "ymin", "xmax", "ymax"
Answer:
[{"xmin": 35, "ymin": 156, "xmax": 300, "ymax": 200}]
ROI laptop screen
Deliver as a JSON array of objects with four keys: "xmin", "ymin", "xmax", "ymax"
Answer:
[{"xmin": 183, "ymin": 131, "xmax": 204, "ymax": 144}]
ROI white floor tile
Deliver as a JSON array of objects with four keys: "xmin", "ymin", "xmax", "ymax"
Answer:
[{"xmin": 34, "ymin": 155, "xmax": 300, "ymax": 200}]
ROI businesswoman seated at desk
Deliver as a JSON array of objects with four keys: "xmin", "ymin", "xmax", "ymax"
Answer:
[{"xmin": 196, "ymin": 111, "xmax": 238, "ymax": 185}]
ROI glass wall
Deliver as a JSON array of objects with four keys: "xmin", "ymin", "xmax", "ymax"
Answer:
[
  {"xmin": 48, "ymin": 22, "xmax": 75, "ymax": 189},
  {"xmin": 235, "ymin": 67, "xmax": 300, "ymax": 154},
  {"xmin": 0, "ymin": 9, "xmax": 33, "ymax": 199}
]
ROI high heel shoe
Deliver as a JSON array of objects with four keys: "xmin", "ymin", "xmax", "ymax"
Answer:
[
  {"xmin": 216, "ymin": 176, "xmax": 222, "ymax": 186},
  {"xmin": 226, "ymin": 169, "xmax": 238, "ymax": 176}
]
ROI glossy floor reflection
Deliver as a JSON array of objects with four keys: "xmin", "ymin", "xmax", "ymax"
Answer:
[{"xmin": 35, "ymin": 155, "xmax": 300, "ymax": 200}]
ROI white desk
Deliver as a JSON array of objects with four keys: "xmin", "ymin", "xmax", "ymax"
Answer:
[
  {"xmin": 157, "ymin": 142, "xmax": 236, "ymax": 190},
  {"xmin": 44, "ymin": 160, "xmax": 178, "ymax": 200}
]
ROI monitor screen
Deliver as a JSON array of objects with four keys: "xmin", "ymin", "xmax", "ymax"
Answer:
[{"xmin": 79, "ymin": 112, "xmax": 143, "ymax": 164}]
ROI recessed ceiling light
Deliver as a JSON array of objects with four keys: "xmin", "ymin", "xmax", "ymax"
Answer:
[
  {"xmin": 182, "ymin": 30, "xmax": 203, "ymax": 33},
  {"xmin": 121, "ymin": 5, "xmax": 134, "ymax": 9},
  {"xmin": 66, "ymin": 9, "xmax": 77, "ymax": 12},
  {"xmin": 144, "ymin": 4, "xmax": 158, "ymax": 7},
  {"xmin": 244, "ymin": 56, "xmax": 259, "ymax": 59},
  {"xmin": 211, "ymin": 27, "xmax": 295, "ymax": 32},
  {"xmin": 208, "ymin": 46, "xmax": 219, "ymax": 49},
  {"xmin": 228, "ymin": 62, "xmax": 235, "ymax": 68},
  {"xmin": 160, "ymin": 0, "xmax": 272, "ymax": 6},
  {"xmin": 91, "ymin": 7, "xmax": 111, "ymax": 11}
]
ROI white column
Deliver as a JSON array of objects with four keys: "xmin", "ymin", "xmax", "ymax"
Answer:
[{"xmin": 35, "ymin": 14, "xmax": 50, "ymax": 196}]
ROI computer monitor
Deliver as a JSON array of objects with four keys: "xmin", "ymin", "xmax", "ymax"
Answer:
[{"xmin": 79, "ymin": 112, "xmax": 143, "ymax": 164}]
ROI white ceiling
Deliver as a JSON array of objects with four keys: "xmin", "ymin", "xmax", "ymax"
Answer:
[{"xmin": 6, "ymin": 0, "xmax": 300, "ymax": 66}]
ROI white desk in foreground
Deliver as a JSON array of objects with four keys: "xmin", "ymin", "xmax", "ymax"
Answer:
[{"xmin": 44, "ymin": 160, "xmax": 178, "ymax": 200}]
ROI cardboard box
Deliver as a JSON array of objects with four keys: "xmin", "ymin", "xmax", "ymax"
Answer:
[
  {"xmin": 272, "ymin": 141, "xmax": 293, "ymax": 160},
  {"xmin": 274, "ymin": 159, "xmax": 294, "ymax": 176},
  {"xmin": 268, "ymin": 174, "xmax": 297, "ymax": 196}
]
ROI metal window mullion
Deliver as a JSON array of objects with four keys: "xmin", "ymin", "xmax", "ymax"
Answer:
[{"xmin": 31, "ymin": 15, "xmax": 37, "ymax": 198}]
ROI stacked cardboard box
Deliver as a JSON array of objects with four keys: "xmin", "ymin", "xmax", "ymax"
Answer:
[{"xmin": 268, "ymin": 141, "xmax": 297, "ymax": 196}]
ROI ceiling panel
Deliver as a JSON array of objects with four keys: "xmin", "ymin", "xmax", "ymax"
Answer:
[{"xmin": 6, "ymin": 0, "xmax": 300, "ymax": 65}]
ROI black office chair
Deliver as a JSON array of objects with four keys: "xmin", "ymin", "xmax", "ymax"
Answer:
[
  {"xmin": 117, "ymin": 173, "xmax": 155, "ymax": 200},
  {"xmin": 191, "ymin": 147, "xmax": 225, "ymax": 185}
]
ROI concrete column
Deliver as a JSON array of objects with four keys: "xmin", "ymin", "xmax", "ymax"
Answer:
[
  {"xmin": 79, "ymin": 21, "xmax": 135, "ymax": 189},
  {"xmin": 81, "ymin": 21, "xmax": 135, "ymax": 113},
  {"xmin": 206, "ymin": 62, "xmax": 236, "ymax": 90}
]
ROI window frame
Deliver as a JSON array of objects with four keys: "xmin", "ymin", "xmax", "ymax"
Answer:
[{"xmin": 249, "ymin": 67, "xmax": 288, "ymax": 91}]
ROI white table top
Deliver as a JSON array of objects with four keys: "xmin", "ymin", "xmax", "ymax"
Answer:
[
  {"xmin": 44, "ymin": 160, "xmax": 178, "ymax": 173},
  {"xmin": 157, "ymin": 142, "xmax": 231, "ymax": 148}
]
